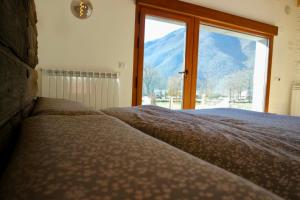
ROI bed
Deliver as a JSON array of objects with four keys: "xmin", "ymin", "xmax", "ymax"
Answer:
[
  {"xmin": 0, "ymin": 98, "xmax": 283, "ymax": 200},
  {"xmin": 0, "ymin": 0, "xmax": 298, "ymax": 199},
  {"xmin": 103, "ymin": 105, "xmax": 300, "ymax": 200}
]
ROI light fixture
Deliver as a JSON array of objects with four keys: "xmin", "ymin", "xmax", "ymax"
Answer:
[{"xmin": 71, "ymin": 0, "xmax": 93, "ymax": 19}]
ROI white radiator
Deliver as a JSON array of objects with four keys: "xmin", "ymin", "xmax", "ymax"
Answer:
[
  {"xmin": 290, "ymin": 84, "xmax": 300, "ymax": 116},
  {"xmin": 38, "ymin": 69, "xmax": 120, "ymax": 109}
]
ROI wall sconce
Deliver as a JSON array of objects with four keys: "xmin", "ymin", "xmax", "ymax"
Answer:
[{"xmin": 71, "ymin": 0, "xmax": 93, "ymax": 19}]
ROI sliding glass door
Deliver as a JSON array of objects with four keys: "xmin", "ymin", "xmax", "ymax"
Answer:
[{"xmin": 196, "ymin": 25, "xmax": 269, "ymax": 112}]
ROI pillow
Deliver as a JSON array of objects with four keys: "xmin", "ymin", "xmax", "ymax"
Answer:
[{"xmin": 31, "ymin": 97, "xmax": 102, "ymax": 116}]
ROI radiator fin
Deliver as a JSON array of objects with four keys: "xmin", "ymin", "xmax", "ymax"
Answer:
[
  {"xmin": 38, "ymin": 69, "xmax": 120, "ymax": 109},
  {"xmin": 291, "ymin": 83, "xmax": 300, "ymax": 116}
]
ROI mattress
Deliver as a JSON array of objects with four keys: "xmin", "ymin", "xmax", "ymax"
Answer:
[{"xmin": 103, "ymin": 105, "xmax": 300, "ymax": 200}]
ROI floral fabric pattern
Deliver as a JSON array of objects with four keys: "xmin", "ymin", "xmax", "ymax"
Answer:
[
  {"xmin": 103, "ymin": 105, "xmax": 300, "ymax": 200},
  {"xmin": 0, "ymin": 114, "xmax": 281, "ymax": 200}
]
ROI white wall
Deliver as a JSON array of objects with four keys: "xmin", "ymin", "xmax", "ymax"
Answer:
[
  {"xmin": 36, "ymin": 0, "xmax": 136, "ymax": 107},
  {"xmin": 36, "ymin": 0, "xmax": 298, "ymax": 114}
]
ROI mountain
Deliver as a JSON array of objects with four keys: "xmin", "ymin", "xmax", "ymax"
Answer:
[
  {"xmin": 144, "ymin": 29, "xmax": 187, "ymax": 78},
  {"xmin": 144, "ymin": 28, "xmax": 256, "ymax": 94}
]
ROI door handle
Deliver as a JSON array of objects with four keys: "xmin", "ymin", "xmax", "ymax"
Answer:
[{"xmin": 178, "ymin": 70, "xmax": 188, "ymax": 75}]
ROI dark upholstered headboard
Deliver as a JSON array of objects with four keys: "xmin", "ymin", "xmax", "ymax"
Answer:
[{"xmin": 0, "ymin": 0, "xmax": 38, "ymax": 173}]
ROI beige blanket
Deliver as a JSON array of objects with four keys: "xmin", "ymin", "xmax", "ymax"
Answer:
[{"xmin": 103, "ymin": 105, "xmax": 300, "ymax": 200}]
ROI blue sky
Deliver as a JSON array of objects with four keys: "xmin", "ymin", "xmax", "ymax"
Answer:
[{"xmin": 144, "ymin": 18, "xmax": 185, "ymax": 42}]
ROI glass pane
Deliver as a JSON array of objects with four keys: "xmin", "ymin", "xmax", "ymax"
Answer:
[
  {"xmin": 196, "ymin": 25, "xmax": 269, "ymax": 112},
  {"xmin": 142, "ymin": 15, "xmax": 187, "ymax": 110}
]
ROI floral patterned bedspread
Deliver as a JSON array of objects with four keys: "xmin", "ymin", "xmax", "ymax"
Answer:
[
  {"xmin": 0, "ymin": 98, "xmax": 283, "ymax": 200},
  {"xmin": 103, "ymin": 105, "xmax": 300, "ymax": 200}
]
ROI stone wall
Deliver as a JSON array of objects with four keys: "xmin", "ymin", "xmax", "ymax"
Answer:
[{"xmin": 0, "ymin": 0, "xmax": 38, "ymax": 174}]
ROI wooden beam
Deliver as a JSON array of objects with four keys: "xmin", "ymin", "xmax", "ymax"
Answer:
[{"xmin": 136, "ymin": 0, "xmax": 278, "ymax": 37}]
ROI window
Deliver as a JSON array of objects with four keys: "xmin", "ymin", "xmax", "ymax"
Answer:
[
  {"xmin": 196, "ymin": 25, "xmax": 269, "ymax": 112},
  {"xmin": 142, "ymin": 16, "xmax": 187, "ymax": 109},
  {"xmin": 133, "ymin": 0, "xmax": 278, "ymax": 112}
]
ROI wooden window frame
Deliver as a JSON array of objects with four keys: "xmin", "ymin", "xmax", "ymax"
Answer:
[
  {"xmin": 132, "ymin": 0, "xmax": 278, "ymax": 112},
  {"xmin": 133, "ymin": 7, "xmax": 195, "ymax": 108}
]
